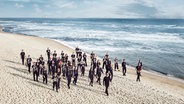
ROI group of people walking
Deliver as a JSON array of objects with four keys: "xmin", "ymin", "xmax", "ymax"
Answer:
[{"xmin": 20, "ymin": 47, "xmax": 142, "ymax": 96}]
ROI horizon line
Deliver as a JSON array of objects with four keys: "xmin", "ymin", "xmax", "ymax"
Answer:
[{"xmin": 0, "ymin": 17, "xmax": 184, "ymax": 20}]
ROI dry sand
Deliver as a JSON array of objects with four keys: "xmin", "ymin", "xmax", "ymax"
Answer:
[{"xmin": 0, "ymin": 30, "xmax": 184, "ymax": 104}]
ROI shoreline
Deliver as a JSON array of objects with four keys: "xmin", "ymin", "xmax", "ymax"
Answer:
[
  {"xmin": 0, "ymin": 29, "xmax": 184, "ymax": 104},
  {"xmin": 0, "ymin": 27, "xmax": 184, "ymax": 79},
  {"xmin": 1, "ymin": 27, "xmax": 184, "ymax": 82}
]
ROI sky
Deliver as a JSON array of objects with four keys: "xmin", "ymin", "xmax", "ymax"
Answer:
[{"xmin": 0, "ymin": 0, "xmax": 184, "ymax": 18}]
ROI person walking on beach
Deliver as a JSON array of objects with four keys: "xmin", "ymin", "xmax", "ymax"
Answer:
[
  {"xmin": 75, "ymin": 46, "xmax": 80, "ymax": 58},
  {"xmin": 136, "ymin": 63, "xmax": 142, "ymax": 82},
  {"xmin": 90, "ymin": 51, "xmax": 95, "ymax": 60},
  {"xmin": 67, "ymin": 61, "xmax": 73, "ymax": 89},
  {"xmin": 20, "ymin": 49, "xmax": 25, "ymax": 65},
  {"xmin": 103, "ymin": 72, "xmax": 110, "ymax": 96},
  {"xmin": 53, "ymin": 73, "xmax": 58, "ymax": 92},
  {"xmin": 26, "ymin": 55, "xmax": 32, "ymax": 73},
  {"xmin": 61, "ymin": 51, "xmax": 65, "ymax": 62},
  {"xmin": 32, "ymin": 62, "xmax": 38, "ymax": 82},
  {"xmin": 51, "ymin": 60, "xmax": 56, "ymax": 77},
  {"xmin": 81, "ymin": 61, "xmax": 85, "ymax": 77},
  {"xmin": 40, "ymin": 64, "xmax": 44, "ymax": 75},
  {"xmin": 89, "ymin": 67, "xmax": 94, "ymax": 86},
  {"xmin": 47, "ymin": 58, "xmax": 52, "ymax": 75},
  {"xmin": 36, "ymin": 59, "xmax": 40, "ymax": 76},
  {"xmin": 73, "ymin": 66, "xmax": 78, "ymax": 85},
  {"xmin": 71, "ymin": 52, "xmax": 76, "ymax": 66},
  {"xmin": 102, "ymin": 56, "xmax": 106, "ymax": 69},
  {"xmin": 46, "ymin": 47, "xmax": 51, "ymax": 60},
  {"xmin": 96, "ymin": 66, "xmax": 103, "ymax": 85},
  {"xmin": 57, "ymin": 68, "xmax": 61, "ymax": 89},
  {"xmin": 83, "ymin": 53, "xmax": 87, "ymax": 66},
  {"xmin": 43, "ymin": 65, "xmax": 47, "ymax": 84},
  {"xmin": 122, "ymin": 59, "xmax": 127, "ymax": 76},
  {"xmin": 114, "ymin": 57, "xmax": 119, "ymax": 71},
  {"xmin": 105, "ymin": 58, "xmax": 111, "ymax": 74},
  {"xmin": 56, "ymin": 57, "xmax": 62, "ymax": 73},
  {"xmin": 91, "ymin": 57, "xmax": 97, "ymax": 72},
  {"xmin": 62, "ymin": 63, "xmax": 67, "ymax": 78}
]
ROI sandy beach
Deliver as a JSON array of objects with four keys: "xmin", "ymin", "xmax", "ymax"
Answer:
[{"xmin": 0, "ymin": 29, "xmax": 184, "ymax": 104}]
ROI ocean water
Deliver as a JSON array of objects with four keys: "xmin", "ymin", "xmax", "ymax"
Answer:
[{"xmin": 0, "ymin": 18, "xmax": 184, "ymax": 79}]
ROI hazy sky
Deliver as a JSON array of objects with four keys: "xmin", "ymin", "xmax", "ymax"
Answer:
[{"xmin": 0, "ymin": 0, "xmax": 184, "ymax": 18}]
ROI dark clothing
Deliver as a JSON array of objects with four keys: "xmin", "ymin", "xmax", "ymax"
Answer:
[
  {"xmin": 65, "ymin": 55, "xmax": 68, "ymax": 63},
  {"xmin": 20, "ymin": 52, "xmax": 25, "ymax": 65},
  {"xmin": 114, "ymin": 58, "xmax": 118, "ymax": 70},
  {"xmin": 51, "ymin": 61, "xmax": 56, "ymax": 77},
  {"xmin": 103, "ymin": 76, "xmax": 110, "ymax": 96},
  {"xmin": 40, "ymin": 67, "xmax": 44, "ymax": 75},
  {"xmin": 47, "ymin": 60, "xmax": 52, "ymax": 75},
  {"xmin": 78, "ymin": 51, "xmax": 82, "ymax": 58},
  {"xmin": 122, "ymin": 62, "xmax": 127, "ymax": 76},
  {"xmin": 137, "ymin": 72, "xmax": 141, "ymax": 82},
  {"xmin": 97, "ymin": 67, "xmax": 103, "ymax": 85},
  {"xmin": 36, "ymin": 62, "xmax": 40, "ymax": 76},
  {"xmin": 33, "ymin": 71, "xmax": 38, "ymax": 81},
  {"xmin": 75, "ymin": 48, "xmax": 80, "ymax": 58},
  {"xmin": 81, "ymin": 64, "xmax": 85, "ymax": 76},
  {"xmin": 67, "ymin": 68, "xmax": 73, "ymax": 89},
  {"xmin": 73, "ymin": 69, "xmax": 78, "ymax": 85},
  {"xmin": 53, "ymin": 75, "xmax": 58, "ymax": 92},
  {"xmin": 57, "ymin": 72, "xmax": 61, "ymax": 88},
  {"xmin": 136, "ymin": 65, "xmax": 142, "ymax": 82},
  {"xmin": 61, "ymin": 52, "xmax": 64, "ymax": 62},
  {"xmin": 102, "ymin": 59, "xmax": 106, "ymax": 69},
  {"xmin": 71, "ymin": 54, "xmax": 75, "ymax": 58},
  {"xmin": 27, "ymin": 58, "xmax": 32, "ymax": 73},
  {"xmin": 53, "ymin": 81, "xmax": 58, "ymax": 92},
  {"xmin": 62, "ymin": 65, "xmax": 66, "ymax": 78},
  {"xmin": 105, "ymin": 54, "xmax": 109, "ymax": 59},
  {"xmin": 92, "ymin": 61, "xmax": 97, "ymax": 72},
  {"xmin": 70, "ymin": 53, "xmax": 75, "ymax": 64},
  {"xmin": 46, "ymin": 49, "xmax": 51, "ymax": 59},
  {"xmin": 51, "ymin": 65, "xmax": 56, "ymax": 77},
  {"xmin": 114, "ymin": 63, "xmax": 119, "ymax": 70},
  {"xmin": 71, "ymin": 54, "xmax": 76, "ymax": 66},
  {"xmin": 43, "ymin": 70, "xmax": 47, "ymax": 84},
  {"xmin": 53, "ymin": 53, "xmax": 57, "ymax": 57},
  {"xmin": 32, "ymin": 65, "xmax": 38, "ymax": 81},
  {"xmin": 89, "ymin": 69, "xmax": 94, "ymax": 86},
  {"xmin": 83, "ymin": 54, "xmax": 87, "ymax": 66},
  {"xmin": 90, "ymin": 53, "xmax": 95, "ymax": 60},
  {"xmin": 39, "ymin": 56, "xmax": 44, "ymax": 62},
  {"xmin": 105, "ymin": 60, "xmax": 111, "ymax": 73}
]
